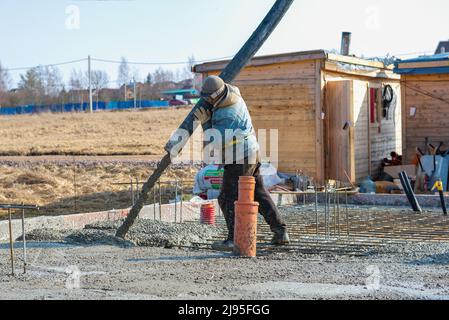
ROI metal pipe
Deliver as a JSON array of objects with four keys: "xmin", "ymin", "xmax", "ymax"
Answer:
[
  {"xmin": 315, "ymin": 184, "xmax": 318, "ymax": 236},
  {"xmin": 346, "ymin": 188, "xmax": 349, "ymax": 237},
  {"xmin": 180, "ymin": 180, "xmax": 183, "ymax": 223},
  {"xmin": 21, "ymin": 204, "xmax": 27, "ymax": 274},
  {"xmin": 332, "ymin": 192, "xmax": 337, "ymax": 236},
  {"xmin": 153, "ymin": 188, "xmax": 156, "ymax": 221},
  {"xmin": 340, "ymin": 32, "xmax": 352, "ymax": 56},
  {"xmin": 175, "ymin": 179, "xmax": 178, "ymax": 223},
  {"xmin": 159, "ymin": 180, "xmax": 162, "ymax": 221},
  {"xmin": 337, "ymin": 181, "xmax": 341, "ymax": 237},
  {"xmin": 130, "ymin": 179, "xmax": 134, "ymax": 206},
  {"xmin": 8, "ymin": 208, "xmax": 14, "ymax": 276},
  {"xmin": 324, "ymin": 183, "xmax": 329, "ymax": 238},
  {"xmin": 0, "ymin": 204, "xmax": 39, "ymax": 210}
]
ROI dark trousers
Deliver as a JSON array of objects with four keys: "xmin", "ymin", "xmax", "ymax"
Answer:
[{"xmin": 218, "ymin": 162, "xmax": 287, "ymax": 241}]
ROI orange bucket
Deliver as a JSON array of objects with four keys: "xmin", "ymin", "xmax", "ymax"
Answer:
[{"xmin": 200, "ymin": 203, "xmax": 215, "ymax": 225}]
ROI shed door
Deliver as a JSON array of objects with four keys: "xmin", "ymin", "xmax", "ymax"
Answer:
[{"xmin": 325, "ymin": 80, "xmax": 355, "ymax": 182}]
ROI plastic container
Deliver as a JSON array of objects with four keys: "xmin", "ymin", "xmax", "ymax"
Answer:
[
  {"xmin": 421, "ymin": 155, "xmax": 449, "ymax": 192},
  {"xmin": 360, "ymin": 176, "xmax": 376, "ymax": 194},
  {"xmin": 200, "ymin": 203, "xmax": 215, "ymax": 225}
]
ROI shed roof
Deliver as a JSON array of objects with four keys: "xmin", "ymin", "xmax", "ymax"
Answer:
[
  {"xmin": 193, "ymin": 50, "xmax": 390, "ymax": 74},
  {"xmin": 161, "ymin": 88, "xmax": 199, "ymax": 95},
  {"xmin": 394, "ymin": 53, "xmax": 449, "ymax": 75}
]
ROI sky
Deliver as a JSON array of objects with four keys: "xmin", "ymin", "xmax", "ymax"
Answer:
[{"xmin": 0, "ymin": 0, "xmax": 448, "ymax": 87}]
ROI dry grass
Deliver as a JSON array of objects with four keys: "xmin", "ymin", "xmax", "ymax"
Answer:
[
  {"xmin": 0, "ymin": 108, "xmax": 200, "ymax": 219},
  {"xmin": 0, "ymin": 163, "xmax": 196, "ymax": 219},
  {"xmin": 0, "ymin": 108, "xmax": 190, "ymax": 156}
]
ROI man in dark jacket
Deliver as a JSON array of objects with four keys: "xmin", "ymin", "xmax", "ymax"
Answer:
[{"xmin": 195, "ymin": 76, "xmax": 290, "ymax": 251}]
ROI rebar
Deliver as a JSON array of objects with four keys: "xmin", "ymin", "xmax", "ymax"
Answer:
[
  {"xmin": 185, "ymin": 199, "xmax": 449, "ymax": 256},
  {"xmin": 136, "ymin": 178, "xmax": 140, "ymax": 203},
  {"xmin": 175, "ymin": 179, "xmax": 178, "ymax": 223},
  {"xmin": 180, "ymin": 180, "xmax": 183, "ymax": 223},
  {"xmin": 315, "ymin": 184, "xmax": 318, "ymax": 236},
  {"xmin": 21, "ymin": 204, "xmax": 27, "ymax": 274},
  {"xmin": 158, "ymin": 180, "xmax": 162, "ymax": 221},
  {"xmin": 346, "ymin": 189, "xmax": 350, "ymax": 237},
  {"xmin": 8, "ymin": 208, "xmax": 14, "ymax": 276},
  {"xmin": 130, "ymin": 179, "xmax": 134, "ymax": 206},
  {"xmin": 153, "ymin": 188, "xmax": 156, "ymax": 221}
]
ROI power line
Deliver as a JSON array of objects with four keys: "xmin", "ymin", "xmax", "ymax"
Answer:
[
  {"xmin": 2, "ymin": 50, "xmax": 438, "ymax": 72},
  {"xmin": 392, "ymin": 50, "xmax": 434, "ymax": 58},
  {"xmin": 2, "ymin": 55, "xmax": 234, "ymax": 73},
  {"xmin": 4, "ymin": 58, "xmax": 88, "ymax": 71},
  {"xmin": 91, "ymin": 55, "xmax": 234, "ymax": 66}
]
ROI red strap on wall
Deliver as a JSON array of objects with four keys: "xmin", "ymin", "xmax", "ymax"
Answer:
[{"xmin": 370, "ymin": 88, "xmax": 376, "ymax": 123}]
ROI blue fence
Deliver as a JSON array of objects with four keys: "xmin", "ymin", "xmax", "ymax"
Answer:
[{"xmin": 0, "ymin": 100, "xmax": 170, "ymax": 116}]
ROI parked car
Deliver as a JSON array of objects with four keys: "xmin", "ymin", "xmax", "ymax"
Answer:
[{"xmin": 169, "ymin": 99, "xmax": 188, "ymax": 106}]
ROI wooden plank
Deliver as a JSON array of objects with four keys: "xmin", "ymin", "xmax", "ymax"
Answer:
[
  {"xmin": 232, "ymin": 79, "xmax": 315, "ymax": 86},
  {"xmin": 352, "ymin": 80, "xmax": 370, "ymax": 180},
  {"xmin": 246, "ymin": 100, "xmax": 315, "ymax": 108},
  {"xmin": 324, "ymin": 64, "xmax": 400, "ymax": 80},
  {"xmin": 325, "ymin": 80, "xmax": 354, "ymax": 182},
  {"xmin": 326, "ymin": 53, "xmax": 388, "ymax": 69},
  {"xmin": 193, "ymin": 50, "xmax": 327, "ymax": 73},
  {"xmin": 398, "ymin": 60, "xmax": 449, "ymax": 69}
]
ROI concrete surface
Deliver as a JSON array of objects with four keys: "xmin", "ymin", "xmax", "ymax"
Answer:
[{"xmin": 1, "ymin": 243, "xmax": 449, "ymax": 300}]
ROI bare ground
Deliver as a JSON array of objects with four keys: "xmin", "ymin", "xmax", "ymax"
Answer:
[{"xmin": 1, "ymin": 242, "xmax": 449, "ymax": 300}]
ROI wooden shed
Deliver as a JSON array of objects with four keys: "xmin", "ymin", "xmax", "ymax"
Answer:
[
  {"xmin": 394, "ymin": 53, "xmax": 449, "ymax": 162},
  {"xmin": 193, "ymin": 50, "xmax": 402, "ymax": 184}
]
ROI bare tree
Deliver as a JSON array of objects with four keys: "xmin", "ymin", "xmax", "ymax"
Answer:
[
  {"xmin": 0, "ymin": 60, "xmax": 11, "ymax": 92},
  {"xmin": 182, "ymin": 55, "xmax": 196, "ymax": 81},
  {"xmin": 118, "ymin": 57, "xmax": 130, "ymax": 86},
  {"xmin": 152, "ymin": 67, "xmax": 174, "ymax": 84},
  {"xmin": 69, "ymin": 69, "xmax": 86, "ymax": 90},
  {"xmin": 69, "ymin": 69, "xmax": 86, "ymax": 104},
  {"xmin": 42, "ymin": 66, "xmax": 63, "ymax": 98},
  {"xmin": 88, "ymin": 70, "xmax": 109, "ymax": 103}
]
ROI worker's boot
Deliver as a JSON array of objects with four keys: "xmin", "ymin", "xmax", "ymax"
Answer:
[
  {"xmin": 271, "ymin": 228, "xmax": 290, "ymax": 246},
  {"xmin": 211, "ymin": 239, "xmax": 234, "ymax": 252}
]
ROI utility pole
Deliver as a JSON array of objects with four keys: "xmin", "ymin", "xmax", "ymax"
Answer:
[
  {"xmin": 88, "ymin": 55, "xmax": 93, "ymax": 113},
  {"xmin": 133, "ymin": 77, "xmax": 137, "ymax": 109}
]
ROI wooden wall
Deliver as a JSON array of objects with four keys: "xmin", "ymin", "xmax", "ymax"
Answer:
[
  {"xmin": 402, "ymin": 74, "xmax": 449, "ymax": 162},
  {"xmin": 199, "ymin": 59, "xmax": 401, "ymax": 183},
  {"xmin": 369, "ymin": 81, "xmax": 402, "ymax": 177},
  {"xmin": 352, "ymin": 80, "xmax": 370, "ymax": 181},
  {"xmin": 205, "ymin": 59, "xmax": 320, "ymax": 177},
  {"xmin": 323, "ymin": 71, "xmax": 402, "ymax": 182}
]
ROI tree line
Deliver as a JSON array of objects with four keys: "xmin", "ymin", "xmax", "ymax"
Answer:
[{"xmin": 0, "ymin": 56, "xmax": 198, "ymax": 108}]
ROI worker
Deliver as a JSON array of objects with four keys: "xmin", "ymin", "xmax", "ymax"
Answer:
[{"xmin": 194, "ymin": 75, "xmax": 290, "ymax": 251}]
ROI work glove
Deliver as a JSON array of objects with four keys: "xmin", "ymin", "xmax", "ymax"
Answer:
[{"xmin": 194, "ymin": 106, "xmax": 212, "ymax": 125}]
